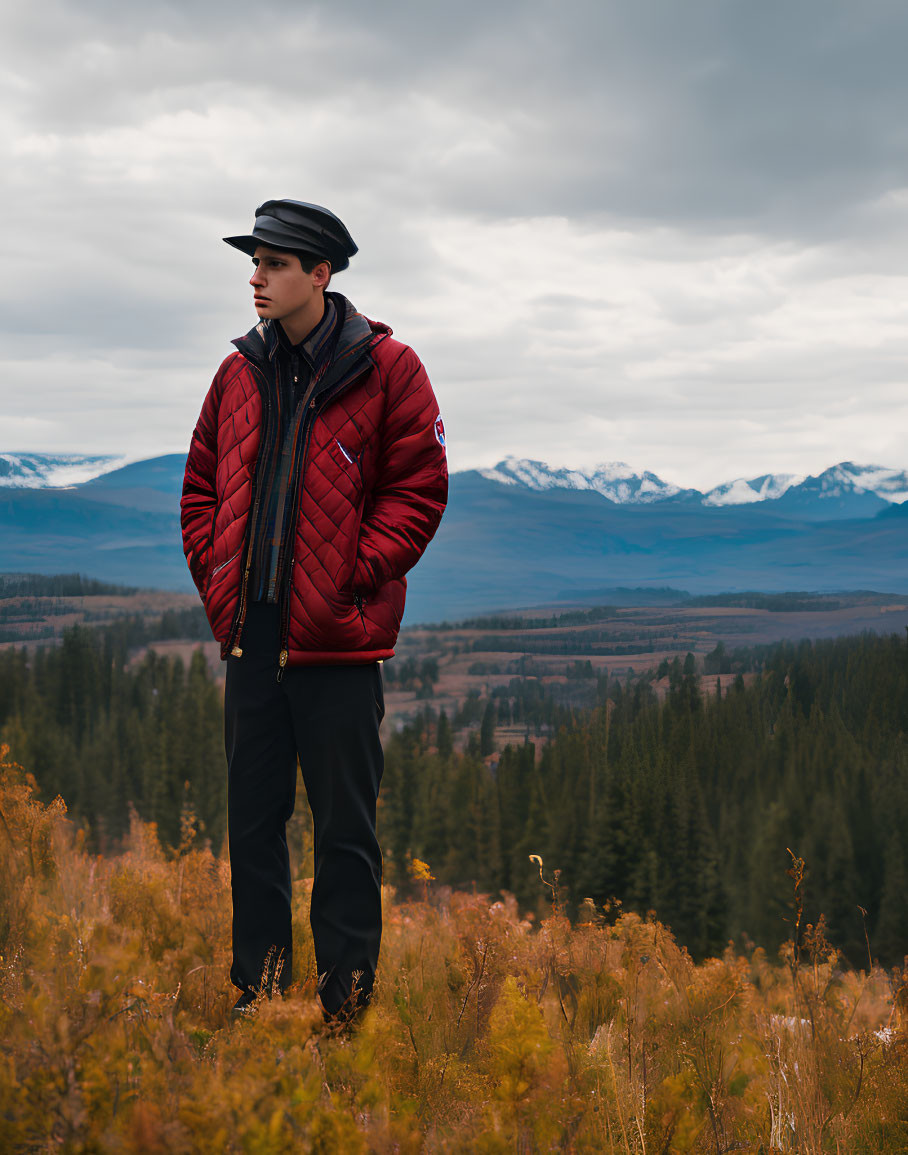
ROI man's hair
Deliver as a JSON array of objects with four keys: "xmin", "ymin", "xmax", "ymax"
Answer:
[
  {"xmin": 282, "ymin": 247, "xmax": 332, "ymax": 285},
  {"xmin": 293, "ymin": 250, "xmax": 326, "ymax": 273}
]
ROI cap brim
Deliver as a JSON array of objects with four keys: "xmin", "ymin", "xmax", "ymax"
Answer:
[
  {"xmin": 223, "ymin": 235, "xmax": 260, "ymax": 257},
  {"xmin": 221, "ymin": 233, "xmax": 347, "ymax": 271}
]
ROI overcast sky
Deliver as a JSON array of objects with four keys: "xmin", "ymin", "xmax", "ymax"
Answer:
[{"xmin": 2, "ymin": 0, "xmax": 908, "ymax": 490}]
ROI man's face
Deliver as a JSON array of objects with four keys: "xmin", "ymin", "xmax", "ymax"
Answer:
[{"xmin": 248, "ymin": 245, "xmax": 329, "ymax": 325}]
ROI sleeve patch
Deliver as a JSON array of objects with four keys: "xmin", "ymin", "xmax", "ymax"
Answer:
[{"xmin": 434, "ymin": 414, "xmax": 446, "ymax": 448}]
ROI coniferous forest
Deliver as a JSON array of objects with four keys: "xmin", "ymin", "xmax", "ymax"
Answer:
[{"xmin": 0, "ymin": 625, "xmax": 905, "ymax": 966}]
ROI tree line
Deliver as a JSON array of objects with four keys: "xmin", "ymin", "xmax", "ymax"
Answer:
[
  {"xmin": 0, "ymin": 572, "xmax": 139, "ymax": 597},
  {"xmin": 0, "ymin": 620, "xmax": 904, "ymax": 964},
  {"xmin": 0, "ymin": 624, "xmax": 224, "ymax": 852},
  {"xmin": 379, "ymin": 634, "xmax": 907, "ymax": 966}
]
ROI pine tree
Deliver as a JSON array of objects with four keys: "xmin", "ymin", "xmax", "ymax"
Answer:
[
  {"xmin": 480, "ymin": 700, "xmax": 496, "ymax": 757},
  {"xmin": 436, "ymin": 710, "xmax": 453, "ymax": 759}
]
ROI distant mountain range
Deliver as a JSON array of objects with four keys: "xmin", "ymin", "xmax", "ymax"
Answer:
[
  {"xmin": 5, "ymin": 451, "xmax": 907, "ymax": 516},
  {"xmin": 0, "ymin": 452, "xmax": 905, "ymax": 620},
  {"xmin": 478, "ymin": 457, "xmax": 908, "ymax": 519}
]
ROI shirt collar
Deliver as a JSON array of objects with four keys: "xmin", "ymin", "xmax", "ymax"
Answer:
[{"xmin": 273, "ymin": 294, "xmax": 337, "ymax": 369}]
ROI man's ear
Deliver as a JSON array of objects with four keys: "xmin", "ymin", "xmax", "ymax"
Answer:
[{"xmin": 312, "ymin": 261, "xmax": 331, "ymax": 289}]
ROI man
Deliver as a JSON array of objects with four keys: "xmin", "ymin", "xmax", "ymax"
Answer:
[{"xmin": 180, "ymin": 199, "xmax": 448, "ymax": 1025}]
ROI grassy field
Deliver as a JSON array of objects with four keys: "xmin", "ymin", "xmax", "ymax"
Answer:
[{"xmin": 1, "ymin": 744, "xmax": 905, "ymax": 1153}]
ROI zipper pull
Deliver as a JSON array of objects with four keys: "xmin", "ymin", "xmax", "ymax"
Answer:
[
  {"xmin": 276, "ymin": 649, "xmax": 288, "ymax": 683},
  {"xmin": 231, "ymin": 646, "xmax": 243, "ymax": 658}
]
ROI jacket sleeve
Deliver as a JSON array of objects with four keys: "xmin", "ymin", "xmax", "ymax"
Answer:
[
  {"xmin": 353, "ymin": 345, "xmax": 448, "ymax": 593},
  {"xmin": 180, "ymin": 365, "xmax": 224, "ymax": 595}
]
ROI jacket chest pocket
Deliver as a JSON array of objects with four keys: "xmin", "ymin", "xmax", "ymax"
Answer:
[
  {"xmin": 313, "ymin": 434, "xmax": 366, "ymax": 517},
  {"xmin": 328, "ymin": 434, "xmax": 360, "ymax": 469}
]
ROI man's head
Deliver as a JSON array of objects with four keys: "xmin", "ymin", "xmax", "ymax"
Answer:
[
  {"xmin": 247, "ymin": 244, "xmax": 331, "ymax": 335},
  {"xmin": 225, "ymin": 200, "xmax": 358, "ymax": 342},
  {"xmin": 223, "ymin": 199, "xmax": 358, "ymax": 272}
]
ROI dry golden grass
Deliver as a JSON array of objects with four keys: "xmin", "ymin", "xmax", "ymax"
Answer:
[{"xmin": 0, "ymin": 743, "xmax": 905, "ymax": 1153}]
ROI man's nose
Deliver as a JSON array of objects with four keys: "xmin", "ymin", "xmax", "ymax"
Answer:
[{"xmin": 250, "ymin": 266, "xmax": 265, "ymax": 287}]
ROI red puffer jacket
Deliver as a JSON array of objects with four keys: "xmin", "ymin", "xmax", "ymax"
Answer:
[{"xmin": 181, "ymin": 297, "xmax": 448, "ymax": 666}]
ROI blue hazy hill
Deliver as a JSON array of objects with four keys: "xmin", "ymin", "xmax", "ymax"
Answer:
[
  {"xmin": 401, "ymin": 470, "xmax": 908, "ymax": 620},
  {"xmin": 1, "ymin": 454, "xmax": 905, "ymax": 620},
  {"xmin": 78, "ymin": 454, "xmax": 187, "ymax": 512}
]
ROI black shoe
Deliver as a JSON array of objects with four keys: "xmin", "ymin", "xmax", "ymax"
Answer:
[
  {"xmin": 317, "ymin": 966, "xmax": 371, "ymax": 1011},
  {"xmin": 231, "ymin": 989, "xmax": 260, "ymax": 1018},
  {"xmin": 317, "ymin": 967, "xmax": 370, "ymax": 1036},
  {"xmin": 320, "ymin": 1002, "xmax": 366, "ymax": 1037}
]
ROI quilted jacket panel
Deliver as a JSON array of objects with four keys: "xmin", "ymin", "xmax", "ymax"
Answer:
[{"xmin": 181, "ymin": 309, "xmax": 447, "ymax": 664}]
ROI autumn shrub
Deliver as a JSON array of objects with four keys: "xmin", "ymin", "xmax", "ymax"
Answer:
[
  {"xmin": 0, "ymin": 752, "xmax": 905, "ymax": 1154},
  {"xmin": 0, "ymin": 744, "xmax": 68, "ymax": 963}
]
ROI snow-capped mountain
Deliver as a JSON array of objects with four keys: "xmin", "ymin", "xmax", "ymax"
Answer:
[
  {"xmin": 477, "ymin": 457, "xmax": 908, "ymax": 511},
  {"xmin": 808, "ymin": 462, "xmax": 908, "ymax": 504},
  {"xmin": 478, "ymin": 458, "xmax": 691, "ymax": 504},
  {"xmin": 702, "ymin": 473, "xmax": 805, "ymax": 506},
  {"xmin": 0, "ymin": 453, "xmax": 127, "ymax": 489},
  {"xmin": 705, "ymin": 463, "xmax": 908, "ymax": 507}
]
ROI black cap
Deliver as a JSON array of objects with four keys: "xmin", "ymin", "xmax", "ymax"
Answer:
[{"xmin": 223, "ymin": 199, "xmax": 358, "ymax": 272}]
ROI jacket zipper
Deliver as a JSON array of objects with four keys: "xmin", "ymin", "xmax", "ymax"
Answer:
[
  {"xmin": 275, "ymin": 556, "xmax": 294, "ymax": 682},
  {"xmin": 225, "ymin": 480, "xmax": 260, "ymax": 658},
  {"xmin": 275, "ymin": 387, "xmax": 321, "ymax": 680},
  {"xmin": 230, "ymin": 541, "xmax": 253, "ymax": 655},
  {"xmin": 223, "ymin": 368, "xmax": 270, "ymax": 659},
  {"xmin": 276, "ymin": 350, "xmax": 302, "ymax": 675}
]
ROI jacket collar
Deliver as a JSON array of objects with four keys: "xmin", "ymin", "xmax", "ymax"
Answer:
[{"xmin": 232, "ymin": 293, "xmax": 386, "ymax": 401}]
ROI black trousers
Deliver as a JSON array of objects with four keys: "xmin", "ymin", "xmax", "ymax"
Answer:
[{"xmin": 224, "ymin": 602, "xmax": 385, "ymax": 1015}]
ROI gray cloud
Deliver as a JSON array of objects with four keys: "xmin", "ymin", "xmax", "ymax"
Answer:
[
  {"xmin": 1, "ymin": 0, "xmax": 907, "ymax": 489},
  {"xmin": 12, "ymin": 0, "xmax": 908, "ymax": 226}
]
